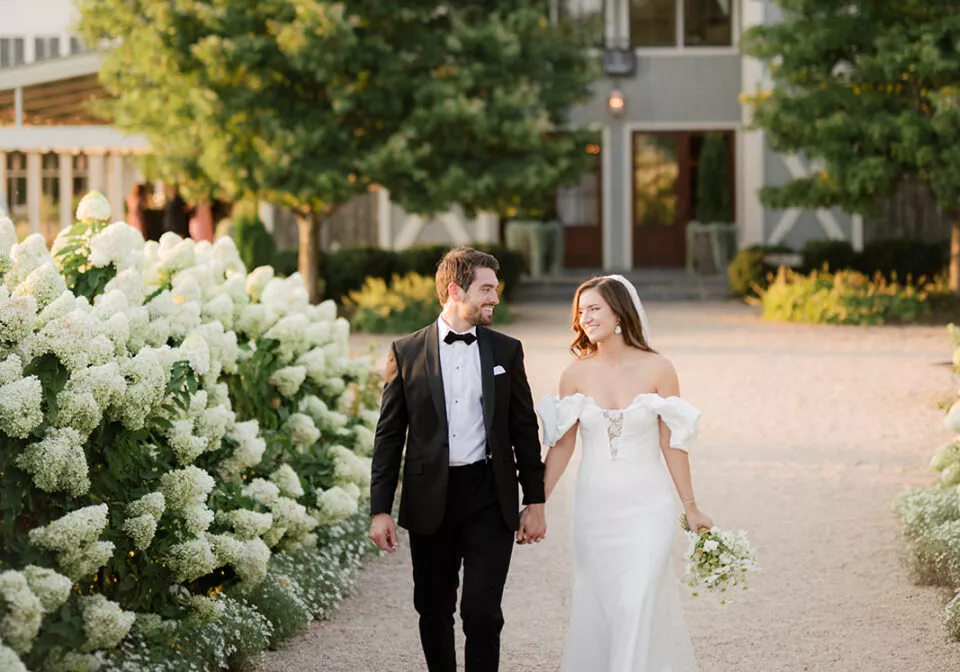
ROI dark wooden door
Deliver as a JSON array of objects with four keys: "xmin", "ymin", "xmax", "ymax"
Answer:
[{"xmin": 631, "ymin": 130, "xmax": 735, "ymax": 268}]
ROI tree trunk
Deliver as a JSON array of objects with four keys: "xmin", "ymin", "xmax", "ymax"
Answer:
[
  {"xmin": 296, "ymin": 211, "xmax": 322, "ymax": 304},
  {"xmin": 951, "ymin": 212, "xmax": 960, "ymax": 293}
]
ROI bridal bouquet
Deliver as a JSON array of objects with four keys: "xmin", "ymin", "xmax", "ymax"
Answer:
[{"xmin": 679, "ymin": 515, "xmax": 760, "ymax": 604}]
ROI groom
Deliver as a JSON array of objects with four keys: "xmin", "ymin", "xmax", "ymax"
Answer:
[{"xmin": 369, "ymin": 246, "xmax": 546, "ymax": 672}]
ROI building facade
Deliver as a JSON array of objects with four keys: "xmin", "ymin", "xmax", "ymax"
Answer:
[{"xmin": 0, "ymin": 0, "xmax": 859, "ymax": 266}]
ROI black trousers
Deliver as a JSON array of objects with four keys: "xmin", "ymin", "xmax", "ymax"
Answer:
[{"xmin": 408, "ymin": 460, "xmax": 514, "ymax": 672}]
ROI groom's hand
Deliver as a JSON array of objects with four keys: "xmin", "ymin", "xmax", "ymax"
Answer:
[
  {"xmin": 370, "ymin": 513, "xmax": 399, "ymax": 553},
  {"xmin": 516, "ymin": 504, "xmax": 546, "ymax": 544}
]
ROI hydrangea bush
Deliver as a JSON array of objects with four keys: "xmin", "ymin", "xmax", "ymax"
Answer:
[
  {"xmin": 0, "ymin": 192, "xmax": 380, "ymax": 670},
  {"xmin": 897, "ymin": 325, "xmax": 960, "ymax": 640}
]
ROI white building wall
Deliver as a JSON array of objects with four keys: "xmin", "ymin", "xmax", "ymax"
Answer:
[{"xmin": 0, "ymin": 0, "xmax": 80, "ymax": 65}]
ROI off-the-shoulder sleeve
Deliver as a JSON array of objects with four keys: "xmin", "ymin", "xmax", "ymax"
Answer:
[
  {"xmin": 535, "ymin": 394, "xmax": 587, "ymax": 447},
  {"xmin": 651, "ymin": 396, "xmax": 701, "ymax": 451}
]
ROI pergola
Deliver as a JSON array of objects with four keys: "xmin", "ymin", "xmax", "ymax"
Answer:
[{"xmin": 0, "ymin": 51, "xmax": 148, "ymax": 234}]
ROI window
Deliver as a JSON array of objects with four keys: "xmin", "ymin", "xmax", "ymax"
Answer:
[
  {"xmin": 34, "ymin": 36, "xmax": 61, "ymax": 62},
  {"xmin": 73, "ymin": 155, "xmax": 89, "ymax": 198},
  {"xmin": 557, "ymin": 0, "xmax": 606, "ymax": 47},
  {"xmin": 5, "ymin": 153, "xmax": 27, "ymax": 216},
  {"xmin": 684, "ymin": 0, "xmax": 732, "ymax": 46},
  {"xmin": 70, "ymin": 37, "xmax": 84, "ymax": 55},
  {"xmin": 629, "ymin": 0, "xmax": 733, "ymax": 48},
  {"xmin": 0, "ymin": 38, "xmax": 26, "ymax": 68},
  {"xmin": 42, "ymin": 153, "xmax": 60, "ymax": 207},
  {"xmin": 629, "ymin": 0, "xmax": 676, "ymax": 47}
]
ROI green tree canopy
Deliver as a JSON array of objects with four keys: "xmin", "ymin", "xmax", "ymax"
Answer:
[
  {"xmin": 78, "ymin": 0, "xmax": 599, "ymax": 300},
  {"xmin": 741, "ymin": 0, "xmax": 960, "ymax": 288}
]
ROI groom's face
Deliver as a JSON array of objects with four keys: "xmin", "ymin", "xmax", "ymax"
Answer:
[{"xmin": 456, "ymin": 267, "xmax": 500, "ymax": 326}]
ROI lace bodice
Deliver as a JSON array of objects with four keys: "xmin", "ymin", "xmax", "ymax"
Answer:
[{"xmin": 536, "ymin": 392, "xmax": 700, "ymax": 461}]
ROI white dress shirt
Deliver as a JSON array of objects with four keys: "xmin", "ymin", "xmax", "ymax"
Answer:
[{"xmin": 437, "ymin": 316, "xmax": 487, "ymax": 466}]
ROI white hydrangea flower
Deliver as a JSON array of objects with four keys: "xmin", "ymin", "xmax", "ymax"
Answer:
[
  {"xmin": 263, "ymin": 313, "xmax": 311, "ymax": 364},
  {"xmin": 946, "ymin": 400, "xmax": 960, "ymax": 434},
  {"xmin": 35, "ymin": 308, "xmax": 104, "ymax": 371},
  {"xmin": 329, "ymin": 444, "xmax": 372, "ymax": 488},
  {"xmin": 352, "ymin": 424, "xmax": 376, "ymax": 457},
  {"xmin": 0, "ymin": 285, "xmax": 38, "ymax": 347},
  {"xmin": 29, "ymin": 504, "xmax": 109, "ymax": 552},
  {"xmin": 166, "ymin": 537, "xmax": 218, "ymax": 583},
  {"xmin": 9, "ymin": 234, "xmax": 55, "ymax": 287},
  {"xmin": 212, "ymin": 237, "xmax": 245, "ymax": 276},
  {"xmin": 0, "ymin": 355, "xmax": 22, "ymax": 386},
  {"xmin": 196, "ymin": 405, "xmax": 234, "ymax": 449},
  {"xmin": 91, "ymin": 289, "xmax": 130, "ymax": 319},
  {"xmin": 220, "ymin": 420, "xmax": 266, "ymax": 478},
  {"xmin": 57, "ymin": 540, "xmax": 114, "ymax": 581},
  {"xmin": 206, "ymin": 382, "xmax": 231, "ymax": 409},
  {"xmin": 179, "ymin": 331, "xmax": 210, "ymax": 376},
  {"xmin": 360, "ymin": 408, "xmax": 380, "ymax": 429},
  {"xmin": 76, "ymin": 191, "xmax": 111, "ymax": 222},
  {"xmin": 0, "ymin": 643, "xmax": 27, "ymax": 672},
  {"xmin": 299, "ymin": 395, "xmax": 348, "ymax": 432},
  {"xmin": 270, "ymin": 464, "xmax": 305, "ymax": 498},
  {"xmin": 243, "ymin": 478, "xmax": 281, "ymax": 507},
  {"xmin": 123, "ymin": 514, "xmax": 158, "ymax": 551},
  {"xmin": 218, "ymin": 272, "xmax": 250, "ymax": 308},
  {"xmin": 0, "ymin": 376, "xmax": 43, "ymax": 439},
  {"xmin": 342, "ymin": 482, "xmax": 361, "ymax": 501},
  {"xmin": 268, "ymin": 496, "xmax": 318, "ymax": 547},
  {"xmin": 219, "ymin": 509, "xmax": 273, "ymax": 540},
  {"xmin": 198, "ymin": 320, "xmax": 239, "ymax": 377},
  {"xmin": 157, "ymin": 234, "xmax": 196, "ymax": 276},
  {"xmin": 167, "ymin": 418, "xmax": 208, "ymax": 466},
  {"xmin": 305, "ymin": 320, "xmax": 332, "ymax": 347},
  {"xmin": 207, "ymin": 533, "xmax": 244, "ymax": 566},
  {"xmin": 102, "ymin": 268, "xmax": 144, "ymax": 306},
  {"xmin": 110, "ymin": 347, "xmax": 167, "ymax": 430},
  {"xmin": 172, "ymin": 265, "xmax": 216, "ymax": 300},
  {"xmin": 143, "ymin": 317, "xmax": 171, "ymax": 348},
  {"xmin": 269, "ymin": 365, "xmax": 307, "ymax": 398},
  {"xmin": 88, "ymin": 222, "xmax": 144, "ymax": 270},
  {"xmin": 201, "ymin": 293, "xmax": 235, "ymax": 330},
  {"xmin": 14, "ymin": 263, "xmax": 67, "ymax": 310},
  {"xmin": 236, "ymin": 303, "xmax": 278, "ymax": 340},
  {"xmin": 287, "ymin": 412, "xmax": 320, "ymax": 448},
  {"xmin": 260, "ymin": 274, "xmax": 310, "ymax": 314},
  {"xmin": 307, "ymin": 300, "xmax": 338, "ymax": 324},
  {"xmin": 245, "ymin": 266, "xmax": 275, "ymax": 303},
  {"xmin": 79, "ymin": 594, "xmax": 135, "ymax": 652},
  {"xmin": 295, "ymin": 348, "xmax": 327, "ymax": 385},
  {"xmin": 168, "ymin": 301, "xmax": 202, "ymax": 341},
  {"xmin": 43, "ymin": 650, "xmax": 103, "ymax": 672},
  {"xmin": 315, "ymin": 486, "xmax": 360, "ymax": 526},
  {"xmin": 16, "ymin": 427, "xmax": 90, "ymax": 496},
  {"xmin": 233, "ymin": 537, "xmax": 271, "ymax": 584},
  {"xmin": 22, "ymin": 565, "xmax": 72, "ymax": 613},
  {"xmin": 0, "ymin": 570, "xmax": 43, "ymax": 654},
  {"xmin": 182, "ymin": 503, "xmax": 215, "ymax": 536},
  {"xmin": 171, "ymin": 276, "xmax": 203, "ymax": 305},
  {"xmin": 0, "ymin": 214, "xmax": 17, "ymax": 255},
  {"xmin": 127, "ymin": 492, "xmax": 165, "ymax": 521},
  {"xmin": 160, "ymin": 466, "xmax": 215, "ymax": 511}
]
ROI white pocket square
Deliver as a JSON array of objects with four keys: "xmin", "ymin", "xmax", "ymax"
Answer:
[{"xmin": 493, "ymin": 365, "xmax": 506, "ymax": 376}]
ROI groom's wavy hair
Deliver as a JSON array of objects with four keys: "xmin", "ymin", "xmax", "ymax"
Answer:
[
  {"xmin": 435, "ymin": 246, "xmax": 500, "ymax": 304},
  {"xmin": 570, "ymin": 277, "xmax": 656, "ymax": 357}
]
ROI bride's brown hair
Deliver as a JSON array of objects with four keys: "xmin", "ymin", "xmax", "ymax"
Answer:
[{"xmin": 570, "ymin": 277, "xmax": 656, "ymax": 358}]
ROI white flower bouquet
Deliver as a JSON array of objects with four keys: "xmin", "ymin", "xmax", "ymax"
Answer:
[{"xmin": 679, "ymin": 515, "xmax": 760, "ymax": 604}]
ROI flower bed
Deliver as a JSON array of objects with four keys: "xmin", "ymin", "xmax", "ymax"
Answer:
[
  {"xmin": 898, "ymin": 327, "xmax": 960, "ymax": 639},
  {"xmin": 0, "ymin": 192, "xmax": 379, "ymax": 671},
  {"xmin": 757, "ymin": 267, "xmax": 931, "ymax": 325}
]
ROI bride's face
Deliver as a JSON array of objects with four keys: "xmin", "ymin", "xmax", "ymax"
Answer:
[{"xmin": 577, "ymin": 289, "xmax": 618, "ymax": 343}]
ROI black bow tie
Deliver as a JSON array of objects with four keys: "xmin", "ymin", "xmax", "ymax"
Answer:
[{"xmin": 444, "ymin": 331, "xmax": 477, "ymax": 345}]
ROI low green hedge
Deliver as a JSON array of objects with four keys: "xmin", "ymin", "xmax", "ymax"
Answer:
[
  {"xmin": 322, "ymin": 244, "xmax": 526, "ymax": 305},
  {"xmin": 347, "ymin": 272, "xmax": 511, "ymax": 334},
  {"xmin": 800, "ymin": 238, "xmax": 946, "ymax": 281},
  {"xmin": 758, "ymin": 267, "xmax": 932, "ymax": 325},
  {"xmin": 727, "ymin": 244, "xmax": 794, "ymax": 297}
]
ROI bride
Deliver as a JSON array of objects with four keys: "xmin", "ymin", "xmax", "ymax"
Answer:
[{"xmin": 529, "ymin": 274, "xmax": 712, "ymax": 671}]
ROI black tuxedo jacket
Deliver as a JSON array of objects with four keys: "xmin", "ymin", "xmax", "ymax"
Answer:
[{"xmin": 370, "ymin": 321, "xmax": 545, "ymax": 535}]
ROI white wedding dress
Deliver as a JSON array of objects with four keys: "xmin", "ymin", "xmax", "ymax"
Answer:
[{"xmin": 537, "ymin": 392, "xmax": 701, "ymax": 672}]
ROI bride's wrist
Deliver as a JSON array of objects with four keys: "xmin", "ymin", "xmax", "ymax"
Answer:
[{"xmin": 681, "ymin": 498, "xmax": 698, "ymax": 512}]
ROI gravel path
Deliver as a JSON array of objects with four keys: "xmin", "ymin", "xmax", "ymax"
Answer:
[{"xmin": 258, "ymin": 302, "xmax": 960, "ymax": 672}]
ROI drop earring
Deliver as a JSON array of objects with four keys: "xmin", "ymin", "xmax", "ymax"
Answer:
[{"xmin": 614, "ymin": 324, "xmax": 622, "ymax": 334}]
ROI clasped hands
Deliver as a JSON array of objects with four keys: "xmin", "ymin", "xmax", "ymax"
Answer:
[{"xmin": 515, "ymin": 503, "xmax": 546, "ymax": 545}]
